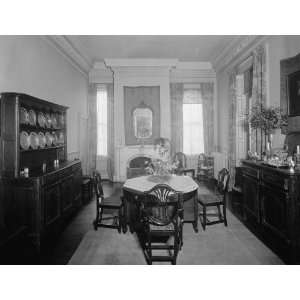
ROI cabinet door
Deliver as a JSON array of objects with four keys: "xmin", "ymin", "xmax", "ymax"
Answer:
[
  {"xmin": 44, "ymin": 183, "xmax": 60, "ymax": 227},
  {"xmin": 243, "ymin": 174, "xmax": 260, "ymax": 222},
  {"xmin": 261, "ymin": 184, "xmax": 288, "ymax": 242},
  {"xmin": 60, "ymin": 175, "xmax": 74, "ymax": 214},
  {"xmin": 72, "ymin": 166, "xmax": 82, "ymax": 207}
]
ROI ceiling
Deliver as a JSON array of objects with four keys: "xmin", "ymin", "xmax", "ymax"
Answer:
[{"xmin": 65, "ymin": 35, "xmax": 240, "ymax": 67}]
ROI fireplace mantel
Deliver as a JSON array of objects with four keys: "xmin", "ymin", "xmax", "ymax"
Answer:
[{"xmin": 109, "ymin": 59, "xmax": 173, "ymax": 181}]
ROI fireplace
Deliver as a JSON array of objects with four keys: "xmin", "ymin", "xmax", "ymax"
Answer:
[{"xmin": 127, "ymin": 155, "xmax": 152, "ymax": 179}]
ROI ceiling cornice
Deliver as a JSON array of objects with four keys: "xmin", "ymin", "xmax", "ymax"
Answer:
[
  {"xmin": 104, "ymin": 58, "xmax": 178, "ymax": 68},
  {"xmin": 43, "ymin": 35, "xmax": 91, "ymax": 77},
  {"xmin": 213, "ymin": 35, "xmax": 268, "ymax": 72}
]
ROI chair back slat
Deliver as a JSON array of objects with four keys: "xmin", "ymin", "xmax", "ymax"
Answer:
[
  {"xmin": 142, "ymin": 184, "xmax": 182, "ymax": 226},
  {"xmin": 217, "ymin": 168, "xmax": 230, "ymax": 195},
  {"xmin": 93, "ymin": 171, "xmax": 104, "ymax": 198}
]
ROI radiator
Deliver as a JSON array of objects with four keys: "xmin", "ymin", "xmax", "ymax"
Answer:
[
  {"xmin": 211, "ymin": 152, "xmax": 228, "ymax": 179},
  {"xmin": 186, "ymin": 155, "xmax": 198, "ymax": 173}
]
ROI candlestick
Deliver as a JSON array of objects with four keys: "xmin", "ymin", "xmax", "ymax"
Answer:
[{"xmin": 297, "ymin": 145, "xmax": 300, "ymax": 154}]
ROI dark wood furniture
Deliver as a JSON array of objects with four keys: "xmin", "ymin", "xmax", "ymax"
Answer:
[
  {"xmin": 0, "ymin": 92, "xmax": 82, "ymax": 252},
  {"xmin": 198, "ymin": 168, "xmax": 230, "ymax": 230},
  {"xmin": 82, "ymin": 176, "xmax": 93, "ymax": 204},
  {"xmin": 93, "ymin": 172, "xmax": 125, "ymax": 233},
  {"xmin": 139, "ymin": 184, "xmax": 184, "ymax": 265},
  {"xmin": 241, "ymin": 160, "xmax": 300, "ymax": 264},
  {"xmin": 197, "ymin": 153, "xmax": 214, "ymax": 183},
  {"xmin": 173, "ymin": 152, "xmax": 195, "ymax": 178},
  {"xmin": 122, "ymin": 175, "xmax": 199, "ymax": 234}
]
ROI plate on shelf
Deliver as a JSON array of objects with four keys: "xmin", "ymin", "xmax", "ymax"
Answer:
[
  {"xmin": 45, "ymin": 132, "xmax": 53, "ymax": 147},
  {"xmin": 20, "ymin": 131, "xmax": 30, "ymax": 150},
  {"xmin": 38, "ymin": 132, "xmax": 46, "ymax": 148},
  {"xmin": 52, "ymin": 131, "xmax": 58, "ymax": 146},
  {"xmin": 51, "ymin": 113, "xmax": 57, "ymax": 129},
  {"xmin": 58, "ymin": 113, "xmax": 64, "ymax": 127},
  {"xmin": 28, "ymin": 109, "xmax": 37, "ymax": 126},
  {"xmin": 38, "ymin": 112, "xmax": 46, "ymax": 128},
  {"xmin": 45, "ymin": 113, "xmax": 52, "ymax": 128},
  {"xmin": 58, "ymin": 131, "xmax": 64, "ymax": 144},
  {"xmin": 20, "ymin": 107, "xmax": 29, "ymax": 125},
  {"xmin": 29, "ymin": 132, "xmax": 39, "ymax": 149}
]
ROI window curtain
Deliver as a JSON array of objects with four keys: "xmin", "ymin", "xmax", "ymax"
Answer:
[
  {"xmin": 228, "ymin": 71, "xmax": 237, "ymax": 190},
  {"xmin": 170, "ymin": 83, "xmax": 184, "ymax": 157},
  {"xmin": 250, "ymin": 44, "xmax": 267, "ymax": 155},
  {"xmin": 87, "ymin": 83, "xmax": 97, "ymax": 176},
  {"xmin": 200, "ymin": 82, "xmax": 214, "ymax": 154},
  {"xmin": 106, "ymin": 83, "xmax": 114, "ymax": 181}
]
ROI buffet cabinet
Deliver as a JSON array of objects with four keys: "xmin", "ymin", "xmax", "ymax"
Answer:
[
  {"xmin": 242, "ymin": 160, "xmax": 300, "ymax": 263},
  {"xmin": 0, "ymin": 93, "xmax": 82, "ymax": 251}
]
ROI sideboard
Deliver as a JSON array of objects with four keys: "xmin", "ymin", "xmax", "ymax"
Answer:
[
  {"xmin": 0, "ymin": 92, "xmax": 82, "ymax": 252},
  {"xmin": 241, "ymin": 160, "xmax": 300, "ymax": 263}
]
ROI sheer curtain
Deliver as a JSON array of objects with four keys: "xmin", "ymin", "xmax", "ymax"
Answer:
[
  {"xmin": 106, "ymin": 84, "xmax": 114, "ymax": 180},
  {"xmin": 96, "ymin": 84, "xmax": 114, "ymax": 180},
  {"xmin": 170, "ymin": 83, "xmax": 184, "ymax": 157},
  {"xmin": 87, "ymin": 83, "xmax": 97, "ymax": 175},
  {"xmin": 200, "ymin": 82, "xmax": 214, "ymax": 154},
  {"xmin": 228, "ymin": 71, "xmax": 237, "ymax": 190},
  {"xmin": 250, "ymin": 44, "xmax": 267, "ymax": 154}
]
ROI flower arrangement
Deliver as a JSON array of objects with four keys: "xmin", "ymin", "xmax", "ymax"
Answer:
[
  {"xmin": 145, "ymin": 159, "xmax": 178, "ymax": 176},
  {"xmin": 144, "ymin": 137, "xmax": 178, "ymax": 176},
  {"xmin": 249, "ymin": 103, "xmax": 287, "ymax": 134}
]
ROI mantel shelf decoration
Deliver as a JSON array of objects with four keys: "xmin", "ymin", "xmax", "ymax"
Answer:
[{"xmin": 145, "ymin": 137, "xmax": 178, "ymax": 177}]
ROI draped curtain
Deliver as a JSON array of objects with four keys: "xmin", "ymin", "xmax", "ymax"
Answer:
[
  {"xmin": 200, "ymin": 82, "xmax": 214, "ymax": 154},
  {"xmin": 228, "ymin": 71, "xmax": 237, "ymax": 190},
  {"xmin": 106, "ymin": 83, "xmax": 114, "ymax": 181},
  {"xmin": 87, "ymin": 83, "xmax": 98, "ymax": 176},
  {"xmin": 170, "ymin": 83, "xmax": 184, "ymax": 156},
  {"xmin": 250, "ymin": 44, "xmax": 267, "ymax": 155}
]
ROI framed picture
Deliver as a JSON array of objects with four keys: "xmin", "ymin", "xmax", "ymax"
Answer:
[{"xmin": 288, "ymin": 69, "xmax": 300, "ymax": 116}]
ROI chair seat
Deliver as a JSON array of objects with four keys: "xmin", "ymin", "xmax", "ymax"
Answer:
[
  {"xmin": 101, "ymin": 197, "xmax": 122, "ymax": 207},
  {"xmin": 149, "ymin": 223, "xmax": 174, "ymax": 231},
  {"xmin": 198, "ymin": 166, "xmax": 213, "ymax": 170},
  {"xmin": 198, "ymin": 193, "xmax": 223, "ymax": 205}
]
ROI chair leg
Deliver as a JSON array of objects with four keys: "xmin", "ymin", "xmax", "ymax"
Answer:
[
  {"xmin": 94, "ymin": 203, "xmax": 99, "ymax": 230},
  {"xmin": 202, "ymin": 206, "xmax": 206, "ymax": 230},
  {"xmin": 223, "ymin": 204, "xmax": 228, "ymax": 226}
]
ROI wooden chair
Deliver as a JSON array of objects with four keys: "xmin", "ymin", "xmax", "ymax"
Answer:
[
  {"xmin": 140, "ymin": 184, "xmax": 184, "ymax": 265},
  {"xmin": 197, "ymin": 153, "xmax": 214, "ymax": 183},
  {"xmin": 173, "ymin": 152, "xmax": 195, "ymax": 178},
  {"xmin": 92, "ymin": 172, "xmax": 125, "ymax": 233},
  {"xmin": 198, "ymin": 168, "xmax": 230, "ymax": 230}
]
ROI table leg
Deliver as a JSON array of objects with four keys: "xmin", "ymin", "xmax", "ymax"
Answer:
[{"xmin": 193, "ymin": 195, "xmax": 199, "ymax": 233}]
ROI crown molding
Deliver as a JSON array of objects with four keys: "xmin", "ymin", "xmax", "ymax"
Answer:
[
  {"xmin": 213, "ymin": 35, "xmax": 268, "ymax": 72},
  {"xmin": 43, "ymin": 36, "xmax": 91, "ymax": 77},
  {"xmin": 104, "ymin": 58, "xmax": 178, "ymax": 68}
]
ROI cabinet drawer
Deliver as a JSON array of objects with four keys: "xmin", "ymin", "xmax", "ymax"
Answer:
[
  {"xmin": 44, "ymin": 172, "xmax": 60, "ymax": 186},
  {"xmin": 58, "ymin": 166, "xmax": 73, "ymax": 179},
  {"xmin": 242, "ymin": 166, "xmax": 259, "ymax": 179},
  {"xmin": 261, "ymin": 171, "xmax": 287, "ymax": 190}
]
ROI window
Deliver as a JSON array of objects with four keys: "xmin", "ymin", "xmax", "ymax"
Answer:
[
  {"xmin": 183, "ymin": 89, "xmax": 204, "ymax": 155},
  {"xmin": 97, "ymin": 86, "xmax": 107, "ymax": 156}
]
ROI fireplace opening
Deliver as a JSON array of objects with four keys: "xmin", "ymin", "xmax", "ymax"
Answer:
[{"xmin": 127, "ymin": 155, "xmax": 152, "ymax": 179}]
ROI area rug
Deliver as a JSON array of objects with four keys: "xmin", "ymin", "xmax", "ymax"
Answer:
[{"xmin": 68, "ymin": 210, "xmax": 283, "ymax": 265}]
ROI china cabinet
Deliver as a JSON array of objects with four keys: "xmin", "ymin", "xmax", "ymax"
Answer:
[{"xmin": 0, "ymin": 93, "xmax": 82, "ymax": 251}]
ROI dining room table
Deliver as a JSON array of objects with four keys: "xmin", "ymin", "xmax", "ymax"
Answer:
[{"xmin": 122, "ymin": 174, "xmax": 199, "ymax": 233}]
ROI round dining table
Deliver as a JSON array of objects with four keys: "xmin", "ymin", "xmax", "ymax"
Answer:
[{"xmin": 122, "ymin": 174, "xmax": 199, "ymax": 233}]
